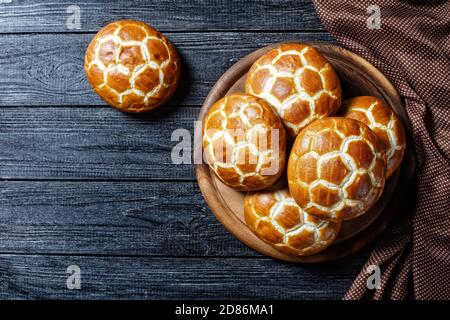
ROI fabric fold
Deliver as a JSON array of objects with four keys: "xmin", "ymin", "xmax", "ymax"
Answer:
[{"xmin": 312, "ymin": 0, "xmax": 450, "ymax": 299}]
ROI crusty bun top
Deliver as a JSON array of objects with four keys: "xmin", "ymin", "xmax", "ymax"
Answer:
[
  {"xmin": 202, "ymin": 94, "xmax": 287, "ymax": 191},
  {"xmin": 245, "ymin": 43, "xmax": 341, "ymax": 137},
  {"xmin": 244, "ymin": 187, "xmax": 341, "ymax": 256},
  {"xmin": 341, "ymin": 96, "xmax": 406, "ymax": 178},
  {"xmin": 84, "ymin": 20, "xmax": 180, "ymax": 113},
  {"xmin": 288, "ymin": 117, "xmax": 386, "ymax": 221}
]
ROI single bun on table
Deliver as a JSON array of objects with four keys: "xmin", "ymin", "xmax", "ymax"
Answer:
[
  {"xmin": 244, "ymin": 187, "xmax": 341, "ymax": 256},
  {"xmin": 245, "ymin": 43, "xmax": 342, "ymax": 137},
  {"xmin": 84, "ymin": 20, "xmax": 180, "ymax": 113},
  {"xmin": 287, "ymin": 117, "xmax": 387, "ymax": 221},
  {"xmin": 202, "ymin": 94, "xmax": 287, "ymax": 191},
  {"xmin": 341, "ymin": 96, "xmax": 406, "ymax": 178}
]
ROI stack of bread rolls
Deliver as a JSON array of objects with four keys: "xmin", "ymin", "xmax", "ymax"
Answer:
[{"xmin": 203, "ymin": 43, "xmax": 406, "ymax": 256}]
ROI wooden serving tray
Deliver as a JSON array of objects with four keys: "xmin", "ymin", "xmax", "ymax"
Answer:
[{"xmin": 195, "ymin": 43, "xmax": 415, "ymax": 263}]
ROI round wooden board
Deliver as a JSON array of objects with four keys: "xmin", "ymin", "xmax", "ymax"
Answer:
[{"xmin": 196, "ymin": 42, "xmax": 415, "ymax": 263}]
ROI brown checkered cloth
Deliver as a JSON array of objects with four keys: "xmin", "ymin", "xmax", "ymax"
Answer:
[{"xmin": 312, "ymin": 0, "xmax": 450, "ymax": 299}]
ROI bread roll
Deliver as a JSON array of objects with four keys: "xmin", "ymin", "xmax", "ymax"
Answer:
[
  {"xmin": 84, "ymin": 20, "xmax": 180, "ymax": 113},
  {"xmin": 244, "ymin": 187, "xmax": 341, "ymax": 256},
  {"xmin": 341, "ymin": 96, "xmax": 406, "ymax": 178},
  {"xmin": 245, "ymin": 43, "xmax": 341, "ymax": 137},
  {"xmin": 288, "ymin": 117, "xmax": 386, "ymax": 221},
  {"xmin": 203, "ymin": 94, "xmax": 287, "ymax": 191}
]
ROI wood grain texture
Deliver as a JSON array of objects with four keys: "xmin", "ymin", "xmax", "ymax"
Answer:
[
  {"xmin": 0, "ymin": 0, "xmax": 323, "ymax": 33},
  {"xmin": 0, "ymin": 106, "xmax": 196, "ymax": 180},
  {"xmin": 0, "ymin": 180, "xmax": 253, "ymax": 256},
  {"xmin": 0, "ymin": 254, "xmax": 368, "ymax": 299},
  {"xmin": 0, "ymin": 32, "xmax": 332, "ymax": 107}
]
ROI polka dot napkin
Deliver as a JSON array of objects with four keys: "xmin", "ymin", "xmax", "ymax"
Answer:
[{"xmin": 312, "ymin": 0, "xmax": 450, "ymax": 299}]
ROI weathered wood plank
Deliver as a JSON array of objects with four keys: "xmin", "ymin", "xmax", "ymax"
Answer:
[
  {"xmin": 0, "ymin": 32, "xmax": 333, "ymax": 107},
  {"xmin": 0, "ymin": 254, "xmax": 366, "ymax": 299},
  {"xmin": 0, "ymin": 106, "xmax": 197, "ymax": 180},
  {"xmin": 0, "ymin": 0, "xmax": 323, "ymax": 33},
  {"xmin": 0, "ymin": 180, "xmax": 255, "ymax": 256}
]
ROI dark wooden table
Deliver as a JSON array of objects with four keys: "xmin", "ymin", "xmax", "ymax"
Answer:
[{"xmin": 0, "ymin": 0, "xmax": 370, "ymax": 299}]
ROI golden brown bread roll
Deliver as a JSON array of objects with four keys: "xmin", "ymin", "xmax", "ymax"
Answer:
[
  {"xmin": 245, "ymin": 43, "xmax": 342, "ymax": 137},
  {"xmin": 287, "ymin": 117, "xmax": 387, "ymax": 221},
  {"xmin": 244, "ymin": 187, "xmax": 341, "ymax": 256},
  {"xmin": 84, "ymin": 20, "xmax": 180, "ymax": 113},
  {"xmin": 202, "ymin": 94, "xmax": 287, "ymax": 191},
  {"xmin": 341, "ymin": 96, "xmax": 406, "ymax": 178}
]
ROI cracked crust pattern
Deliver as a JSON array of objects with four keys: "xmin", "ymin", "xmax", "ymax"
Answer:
[
  {"xmin": 202, "ymin": 94, "xmax": 287, "ymax": 191},
  {"xmin": 84, "ymin": 20, "xmax": 180, "ymax": 113},
  {"xmin": 341, "ymin": 96, "xmax": 406, "ymax": 178},
  {"xmin": 244, "ymin": 187, "xmax": 341, "ymax": 256},
  {"xmin": 287, "ymin": 117, "xmax": 387, "ymax": 221},
  {"xmin": 245, "ymin": 43, "xmax": 342, "ymax": 137}
]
